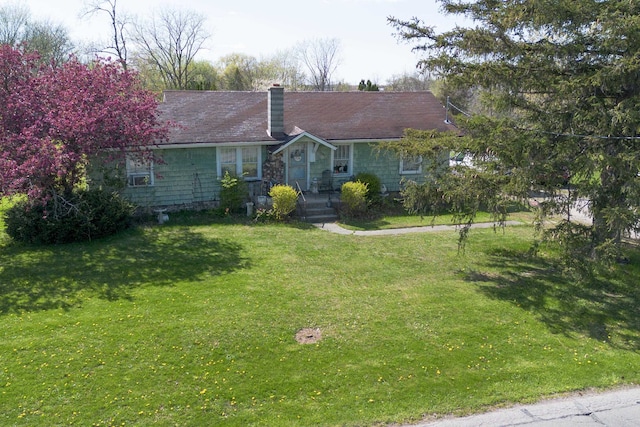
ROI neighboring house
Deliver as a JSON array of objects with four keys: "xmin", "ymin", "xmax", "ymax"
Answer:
[{"xmin": 109, "ymin": 85, "xmax": 457, "ymax": 210}]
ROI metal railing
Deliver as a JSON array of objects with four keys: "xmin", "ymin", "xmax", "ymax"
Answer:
[{"xmin": 295, "ymin": 181, "xmax": 307, "ymax": 220}]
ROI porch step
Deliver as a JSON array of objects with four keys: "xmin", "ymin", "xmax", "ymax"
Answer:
[
  {"xmin": 301, "ymin": 206, "xmax": 338, "ymax": 223},
  {"xmin": 304, "ymin": 214, "xmax": 338, "ymax": 223},
  {"xmin": 304, "ymin": 208, "xmax": 338, "ymax": 223},
  {"xmin": 297, "ymin": 194, "xmax": 339, "ymax": 223}
]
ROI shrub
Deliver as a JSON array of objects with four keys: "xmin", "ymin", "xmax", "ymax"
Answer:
[
  {"xmin": 219, "ymin": 171, "xmax": 249, "ymax": 213},
  {"xmin": 340, "ymin": 181, "xmax": 368, "ymax": 217},
  {"xmin": 4, "ymin": 189, "xmax": 134, "ymax": 244},
  {"xmin": 355, "ymin": 172, "xmax": 382, "ymax": 204},
  {"xmin": 269, "ymin": 184, "xmax": 298, "ymax": 220},
  {"xmin": 400, "ymin": 179, "xmax": 449, "ymax": 216}
]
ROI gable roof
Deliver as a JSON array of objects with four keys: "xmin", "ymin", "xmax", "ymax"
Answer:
[
  {"xmin": 158, "ymin": 90, "xmax": 456, "ymax": 145},
  {"xmin": 272, "ymin": 131, "xmax": 337, "ymax": 155}
]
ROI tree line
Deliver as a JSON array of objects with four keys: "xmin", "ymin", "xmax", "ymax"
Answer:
[{"xmin": 0, "ymin": 0, "xmax": 430, "ymax": 92}]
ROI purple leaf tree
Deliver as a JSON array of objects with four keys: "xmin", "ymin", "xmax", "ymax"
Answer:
[{"xmin": 0, "ymin": 45, "xmax": 170, "ymax": 201}]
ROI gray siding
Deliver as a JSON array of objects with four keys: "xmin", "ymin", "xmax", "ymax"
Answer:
[
  {"xmin": 96, "ymin": 142, "xmax": 442, "ymax": 209},
  {"xmin": 124, "ymin": 147, "xmax": 219, "ymax": 209},
  {"xmin": 352, "ymin": 142, "xmax": 426, "ymax": 192}
]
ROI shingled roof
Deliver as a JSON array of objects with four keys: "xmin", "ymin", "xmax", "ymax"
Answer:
[{"xmin": 158, "ymin": 90, "xmax": 456, "ymax": 145}]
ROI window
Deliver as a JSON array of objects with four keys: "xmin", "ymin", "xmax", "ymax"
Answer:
[
  {"xmin": 333, "ymin": 144, "xmax": 351, "ymax": 174},
  {"xmin": 217, "ymin": 146, "xmax": 261, "ymax": 179},
  {"xmin": 126, "ymin": 155, "xmax": 153, "ymax": 186},
  {"xmin": 219, "ymin": 147, "xmax": 237, "ymax": 176},
  {"xmin": 400, "ymin": 155, "xmax": 422, "ymax": 175},
  {"xmin": 242, "ymin": 147, "xmax": 259, "ymax": 177}
]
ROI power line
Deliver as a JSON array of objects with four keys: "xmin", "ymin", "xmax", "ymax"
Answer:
[{"xmin": 446, "ymin": 97, "xmax": 472, "ymax": 118}]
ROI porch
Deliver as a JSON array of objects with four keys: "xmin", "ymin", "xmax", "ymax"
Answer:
[{"xmin": 248, "ymin": 185, "xmax": 341, "ymax": 223}]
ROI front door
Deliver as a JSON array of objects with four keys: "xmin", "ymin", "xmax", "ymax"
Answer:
[{"xmin": 287, "ymin": 143, "xmax": 307, "ymax": 190}]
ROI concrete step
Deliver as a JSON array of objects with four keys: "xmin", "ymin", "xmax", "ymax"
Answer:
[
  {"xmin": 303, "ymin": 214, "xmax": 339, "ymax": 223},
  {"xmin": 297, "ymin": 202, "xmax": 338, "ymax": 223},
  {"xmin": 296, "ymin": 193, "xmax": 340, "ymax": 222},
  {"xmin": 305, "ymin": 207, "xmax": 336, "ymax": 216},
  {"xmin": 302, "ymin": 199, "xmax": 335, "ymax": 207}
]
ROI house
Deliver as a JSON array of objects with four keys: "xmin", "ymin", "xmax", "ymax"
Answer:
[{"xmin": 114, "ymin": 85, "xmax": 457, "ymax": 210}]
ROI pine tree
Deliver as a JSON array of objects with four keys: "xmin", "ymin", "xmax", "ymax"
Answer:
[{"xmin": 389, "ymin": 0, "xmax": 640, "ymax": 262}]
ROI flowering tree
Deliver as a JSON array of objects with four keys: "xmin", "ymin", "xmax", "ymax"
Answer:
[{"xmin": 0, "ymin": 45, "xmax": 169, "ymax": 201}]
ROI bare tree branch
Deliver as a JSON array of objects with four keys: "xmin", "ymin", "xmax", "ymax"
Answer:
[
  {"xmin": 83, "ymin": 0, "xmax": 129, "ymax": 69},
  {"xmin": 298, "ymin": 38, "xmax": 342, "ymax": 91},
  {"xmin": 0, "ymin": 2, "xmax": 30, "ymax": 46},
  {"xmin": 131, "ymin": 8, "xmax": 210, "ymax": 90},
  {"xmin": 0, "ymin": 3, "xmax": 74, "ymax": 66}
]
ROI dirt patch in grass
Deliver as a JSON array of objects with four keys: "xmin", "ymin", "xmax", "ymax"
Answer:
[{"xmin": 296, "ymin": 328, "xmax": 322, "ymax": 344}]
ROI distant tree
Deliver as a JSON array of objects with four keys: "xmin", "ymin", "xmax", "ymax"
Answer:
[
  {"xmin": 23, "ymin": 20, "xmax": 74, "ymax": 67},
  {"xmin": 0, "ymin": 3, "xmax": 74, "ymax": 66},
  {"xmin": 385, "ymin": 71, "xmax": 431, "ymax": 91},
  {"xmin": 0, "ymin": 45, "xmax": 170, "ymax": 202},
  {"xmin": 137, "ymin": 59, "xmax": 218, "ymax": 94},
  {"xmin": 251, "ymin": 57, "xmax": 284, "ymax": 91},
  {"xmin": 430, "ymin": 78, "xmax": 485, "ymax": 117},
  {"xmin": 223, "ymin": 65, "xmax": 250, "ymax": 91},
  {"xmin": 83, "ymin": 0, "xmax": 130, "ymax": 69},
  {"xmin": 131, "ymin": 7, "xmax": 210, "ymax": 90},
  {"xmin": 0, "ymin": 2, "xmax": 29, "ymax": 46},
  {"xmin": 298, "ymin": 38, "xmax": 341, "ymax": 91},
  {"xmin": 217, "ymin": 53, "xmax": 256, "ymax": 91},
  {"xmin": 333, "ymin": 80, "xmax": 353, "ymax": 92},
  {"xmin": 186, "ymin": 60, "xmax": 218, "ymax": 90},
  {"xmin": 131, "ymin": 55, "xmax": 166, "ymax": 93},
  {"xmin": 270, "ymin": 49, "xmax": 306, "ymax": 90},
  {"xmin": 254, "ymin": 50, "xmax": 306, "ymax": 91},
  {"xmin": 358, "ymin": 79, "xmax": 379, "ymax": 91}
]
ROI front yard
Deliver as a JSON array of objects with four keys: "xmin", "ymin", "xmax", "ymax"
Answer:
[{"xmin": 0, "ymin": 210, "xmax": 638, "ymax": 426}]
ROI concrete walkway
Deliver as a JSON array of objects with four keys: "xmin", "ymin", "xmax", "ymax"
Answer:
[
  {"xmin": 313, "ymin": 221, "xmax": 523, "ymax": 236},
  {"xmin": 407, "ymin": 387, "xmax": 640, "ymax": 427}
]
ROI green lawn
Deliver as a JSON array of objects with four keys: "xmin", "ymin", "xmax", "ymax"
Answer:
[
  {"xmin": 338, "ymin": 211, "xmax": 498, "ymax": 231},
  {"xmin": 1, "ymin": 210, "xmax": 639, "ymax": 426},
  {"xmin": 337, "ymin": 202, "xmax": 534, "ymax": 231}
]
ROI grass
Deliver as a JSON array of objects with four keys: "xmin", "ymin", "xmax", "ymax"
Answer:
[
  {"xmin": 1, "ymin": 208, "xmax": 639, "ymax": 426},
  {"xmin": 337, "ymin": 200, "xmax": 535, "ymax": 231},
  {"xmin": 338, "ymin": 211, "xmax": 498, "ymax": 231}
]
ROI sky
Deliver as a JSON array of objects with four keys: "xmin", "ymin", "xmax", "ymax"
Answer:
[{"xmin": 16, "ymin": 0, "xmax": 469, "ymax": 84}]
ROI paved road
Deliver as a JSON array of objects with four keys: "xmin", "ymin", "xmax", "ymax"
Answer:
[{"xmin": 406, "ymin": 387, "xmax": 640, "ymax": 427}]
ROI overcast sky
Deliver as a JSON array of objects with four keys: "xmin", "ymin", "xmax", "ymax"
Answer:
[{"xmin": 18, "ymin": 0, "xmax": 468, "ymax": 84}]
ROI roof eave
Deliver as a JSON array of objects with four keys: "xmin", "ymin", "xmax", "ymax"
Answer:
[{"xmin": 153, "ymin": 140, "xmax": 282, "ymax": 150}]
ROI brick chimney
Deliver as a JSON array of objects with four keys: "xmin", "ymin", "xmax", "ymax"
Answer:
[{"xmin": 268, "ymin": 84, "xmax": 285, "ymax": 138}]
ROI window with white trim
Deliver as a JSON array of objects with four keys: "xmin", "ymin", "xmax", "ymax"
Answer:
[
  {"xmin": 400, "ymin": 155, "xmax": 422, "ymax": 175},
  {"xmin": 217, "ymin": 146, "xmax": 261, "ymax": 179},
  {"xmin": 333, "ymin": 144, "xmax": 351, "ymax": 175},
  {"xmin": 126, "ymin": 155, "xmax": 154, "ymax": 186}
]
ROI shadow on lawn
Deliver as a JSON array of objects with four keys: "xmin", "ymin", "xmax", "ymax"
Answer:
[
  {"xmin": 0, "ymin": 227, "xmax": 249, "ymax": 314},
  {"xmin": 461, "ymin": 248, "xmax": 640, "ymax": 350}
]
